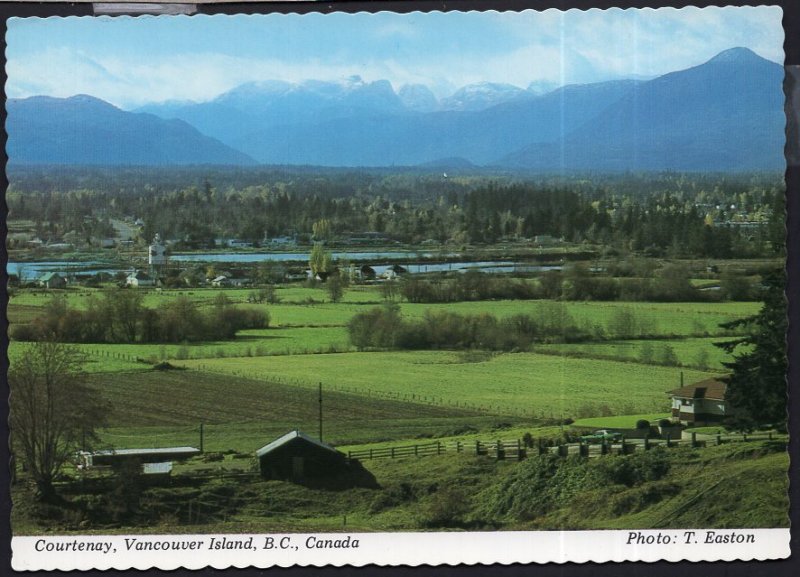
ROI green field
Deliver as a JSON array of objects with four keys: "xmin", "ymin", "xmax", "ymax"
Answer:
[
  {"xmin": 177, "ymin": 351, "xmax": 716, "ymax": 418},
  {"xmin": 535, "ymin": 337, "xmax": 741, "ymax": 370}
]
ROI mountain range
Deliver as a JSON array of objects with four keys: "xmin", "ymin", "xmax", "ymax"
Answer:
[{"xmin": 6, "ymin": 47, "xmax": 785, "ymax": 171}]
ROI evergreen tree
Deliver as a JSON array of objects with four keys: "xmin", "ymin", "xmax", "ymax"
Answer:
[{"xmin": 715, "ymin": 270, "xmax": 787, "ymax": 431}]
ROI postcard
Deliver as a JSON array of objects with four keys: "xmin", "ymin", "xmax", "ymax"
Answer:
[{"xmin": 4, "ymin": 2, "xmax": 790, "ymax": 571}]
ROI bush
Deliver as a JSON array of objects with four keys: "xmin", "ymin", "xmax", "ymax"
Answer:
[
  {"xmin": 422, "ymin": 484, "xmax": 471, "ymax": 527},
  {"xmin": 595, "ymin": 447, "xmax": 671, "ymax": 487},
  {"xmin": 658, "ymin": 418, "xmax": 672, "ymax": 428},
  {"xmin": 636, "ymin": 419, "xmax": 651, "ymax": 430}
]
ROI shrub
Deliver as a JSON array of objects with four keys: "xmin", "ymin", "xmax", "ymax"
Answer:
[
  {"xmin": 422, "ymin": 484, "xmax": 471, "ymax": 527},
  {"xmin": 595, "ymin": 447, "xmax": 671, "ymax": 487},
  {"xmin": 636, "ymin": 419, "xmax": 651, "ymax": 430}
]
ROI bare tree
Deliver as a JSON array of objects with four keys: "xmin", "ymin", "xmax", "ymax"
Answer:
[{"xmin": 9, "ymin": 341, "xmax": 108, "ymax": 500}]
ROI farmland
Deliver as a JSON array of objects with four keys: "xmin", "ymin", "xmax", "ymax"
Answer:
[
  {"xmin": 177, "ymin": 351, "xmax": 715, "ymax": 418},
  {"xmin": 7, "ymin": 261, "xmax": 781, "ymax": 536}
]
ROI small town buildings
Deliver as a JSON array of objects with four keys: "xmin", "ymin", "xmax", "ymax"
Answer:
[
  {"xmin": 38, "ymin": 272, "xmax": 67, "ymax": 289},
  {"xmin": 211, "ymin": 275, "xmax": 230, "ymax": 287},
  {"xmin": 126, "ymin": 270, "xmax": 155, "ymax": 288},
  {"xmin": 266, "ymin": 235, "xmax": 297, "ymax": 247},
  {"xmin": 359, "ymin": 265, "xmax": 376, "ymax": 281},
  {"xmin": 255, "ymin": 430, "xmax": 349, "ymax": 481},
  {"xmin": 669, "ymin": 377, "xmax": 730, "ymax": 426}
]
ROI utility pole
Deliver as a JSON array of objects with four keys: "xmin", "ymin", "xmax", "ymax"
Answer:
[
  {"xmin": 319, "ymin": 382, "xmax": 323, "ymax": 442},
  {"xmin": 200, "ymin": 422, "xmax": 204, "ymax": 453}
]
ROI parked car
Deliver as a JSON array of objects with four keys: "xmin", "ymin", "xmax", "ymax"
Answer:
[{"xmin": 580, "ymin": 429, "xmax": 623, "ymax": 443}]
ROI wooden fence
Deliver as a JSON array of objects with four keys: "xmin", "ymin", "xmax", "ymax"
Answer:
[{"xmin": 346, "ymin": 432, "xmax": 783, "ymax": 462}]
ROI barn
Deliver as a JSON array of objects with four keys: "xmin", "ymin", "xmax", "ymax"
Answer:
[
  {"xmin": 255, "ymin": 430, "xmax": 351, "ymax": 481},
  {"xmin": 38, "ymin": 272, "xmax": 67, "ymax": 289}
]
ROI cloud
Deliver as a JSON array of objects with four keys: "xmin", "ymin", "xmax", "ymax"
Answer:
[{"xmin": 6, "ymin": 6, "xmax": 784, "ymax": 108}]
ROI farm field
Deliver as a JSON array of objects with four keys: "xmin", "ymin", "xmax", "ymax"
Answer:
[
  {"xmin": 535, "ymin": 337, "xmax": 741, "ymax": 370},
  {"xmin": 84, "ymin": 369, "xmax": 522, "ymax": 452},
  {"xmin": 177, "ymin": 351, "xmax": 716, "ymax": 418}
]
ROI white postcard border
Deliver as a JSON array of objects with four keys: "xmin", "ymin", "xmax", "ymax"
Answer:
[{"xmin": 11, "ymin": 529, "xmax": 791, "ymax": 571}]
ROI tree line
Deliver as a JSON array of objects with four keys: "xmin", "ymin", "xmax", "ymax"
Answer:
[
  {"xmin": 346, "ymin": 303, "xmax": 681, "ymax": 352},
  {"xmin": 397, "ymin": 265, "xmax": 762, "ymax": 304},
  {"xmin": 8, "ymin": 169, "xmax": 784, "ymax": 258},
  {"xmin": 11, "ymin": 292, "xmax": 269, "ymax": 344}
]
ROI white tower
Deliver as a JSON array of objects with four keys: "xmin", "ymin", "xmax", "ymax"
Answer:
[{"xmin": 148, "ymin": 233, "xmax": 167, "ymax": 278}]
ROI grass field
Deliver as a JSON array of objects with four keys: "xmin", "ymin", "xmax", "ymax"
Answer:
[
  {"xmin": 535, "ymin": 337, "xmax": 742, "ymax": 370},
  {"xmin": 85, "ymin": 369, "xmax": 534, "ymax": 451},
  {"xmin": 177, "ymin": 351, "xmax": 716, "ymax": 418}
]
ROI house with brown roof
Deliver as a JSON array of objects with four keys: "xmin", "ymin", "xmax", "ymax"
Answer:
[{"xmin": 669, "ymin": 377, "xmax": 730, "ymax": 426}]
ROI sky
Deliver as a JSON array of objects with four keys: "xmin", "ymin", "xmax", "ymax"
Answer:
[{"xmin": 6, "ymin": 6, "xmax": 784, "ymax": 109}]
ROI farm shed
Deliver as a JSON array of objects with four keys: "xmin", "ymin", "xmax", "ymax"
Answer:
[
  {"xmin": 38, "ymin": 272, "xmax": 67, "ymax": 289},
  {"xmin": 669, "ymin": 377, "xmax": 730, "ymax": 426},
  {"xmin": 256, "ymin": 430, "xmax": 351, "ymax": 482},
  {"xmin": 78, "ymin": 447, "xmax": 201, "ymax": 468}
]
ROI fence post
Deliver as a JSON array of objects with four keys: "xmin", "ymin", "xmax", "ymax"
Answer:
[
  {"xmin": 415, "ymin": 444, "xmax": 418, "ymax": 456},
  {"xmin": 691, "ymin": 432, "xmax": 697, "ymax": 448},
  {"xmin": 644, "ymin": 437, "xmax": 650, "ymax": 451},
  {"xmin": 496, "ymin": 440, "xmax": 504, "ymax": 460},
  {"xmin": 476, "ymin": 440, "xmax": 480, "ymax": 455},
  {"xmin": 517, "ymin": 439, "xmax": 523, "ymax": 461},
  {"xmin": 716, "ymin": 433, "xmax": 722, "ymax": 446},
  {"xmin": 369, "ymin": 448, "xmax": 373, "ymax": 459},
  {"xmin": 391, "ymin": 447, "xmax": 395, "ymax": 459},
  {"xmin": 601, "ymin": 440, "xmax": 608, "ymax": 455},
  {"xmin": 437, "ymin": 441, "xmax": 441, "ymax": 455},
  {"xmin": 579, "ymin": 442, "xmax": 588, "ymax": 457}
]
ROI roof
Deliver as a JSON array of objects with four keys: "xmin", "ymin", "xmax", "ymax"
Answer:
[
  {"xmin": 256, "ymin": 430, "xmax": 338, "ymax": 458},
  {"xmin": 669, "ymin": 377, "xmax": 728, "ymax": 401},
  {"xmin": 39, "ymin": 272, "xmax": 63, "ymax": 281},
  {"xmin": 81, "ymin": 447, "xmax": 200, "ymax": 458}
]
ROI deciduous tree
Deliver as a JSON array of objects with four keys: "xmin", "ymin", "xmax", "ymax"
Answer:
[{"xmin": 10, "ymin": 342, "xmax": 108, "ymax": 500}]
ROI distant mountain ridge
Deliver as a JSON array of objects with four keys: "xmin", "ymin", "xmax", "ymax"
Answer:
[
  {"xmin": 7, "ymin": 48, "xmax": 785, "ymax": 171},
  {"xmin": 7, "ymin": 95, "xmax": 256, "ymax": 166}
]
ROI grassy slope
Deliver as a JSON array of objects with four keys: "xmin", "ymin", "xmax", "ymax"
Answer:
[{"xmin": 12, "ymin": 440, "xmax": 787, "ymax": 535}]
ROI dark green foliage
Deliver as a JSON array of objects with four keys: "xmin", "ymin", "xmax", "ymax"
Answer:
[
  {"xmin": 483, "ymin": 455, "xmax": 602, "ymax": 521},
  {"xmin": 15, "ymin": 292, "xmax": 269, "ymax": 344},
  {"xmin": 609, "ymin": 481, "xmax": 681, "ymax": 516},
  {"xmin": 422, "ymin": 483, "xmax": 472, "ymax": 528},
  {"xmin": 716, "ymin": 270, "xmax": 787, "ymax": 431},
  {"xmin": 7, "ymin": 167, "xmax": 784, "ymax": 256},
  {"xmin": 636, "ymin": 419, "xmax": 651, "ymax": 429},
  {"xmin": 484, "ymin": 449, "xmax": 672, "ymax": 522},
  {"xmin": 595, "ymin": 447, "xmax": 671, "ymax": 487},
  {"xmin": 347, "ymin": 303, "xmax": 590, "ymax": 351}
]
